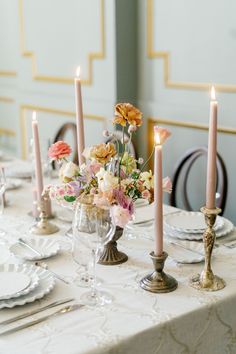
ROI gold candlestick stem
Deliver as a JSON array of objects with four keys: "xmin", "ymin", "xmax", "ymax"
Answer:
[
  {"xmin": 140, "ymin": 251, "xmax": 178, "ymax": 293},
  {"xmin": 190, "ymin": 206, "xmax": 225, "ymax": 291}
]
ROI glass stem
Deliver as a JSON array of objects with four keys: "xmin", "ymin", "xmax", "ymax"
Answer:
[{"xmin": 91, "ymin": 248, "xmax": 97, "ymax": 298}]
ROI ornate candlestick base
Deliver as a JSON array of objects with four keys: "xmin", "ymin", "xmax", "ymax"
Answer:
[
  {"xmin": 98, "ymin": 226, "xmax": 128, "ymax": 265},
  {"xmin": 30, "ymin": 190, "xmax": 59, "ymax": 236},
  {"xmin": 190, "ymin": 206, "xmax": 226, "ymax": 291},
  {"xmin": 140, "ymin": 251, "xmax": 178, "ymax": 293}
]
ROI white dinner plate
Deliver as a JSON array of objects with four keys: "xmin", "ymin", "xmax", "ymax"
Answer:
[
  {"xmin": 0, "ymin": 245, "xmax": 10, "ymax": 264},
  {"xmin": 5, "ymin": 164, "xmax": 33, "ymax": 179},
  {"xmin": 0, "ymin": 264, "xmax": 39, "ymax": 300},
  {"xmin": 134, "ymin": 199, "xmax": 149, "ymax": 208},
  {"xmin": 164, "ymin": 217, "xmax": 234, "ymax": 241},
  {"xmin": 10, "ymin": 238, "xmax": 61, "ymax": 261},
  {"xmin": 165, "ymin": 240, "xmax": 205, "ymax": 263},
  {"xmin": 0, "ymin": 264, "xmax": 55, "ymax": 309},
  {"xmin": 164, "ymin": 211, "xmax": 224, "ymax": 234},
  {"xmin": 6, "ymin": 178, "xmax": 22, "ymax": 191}
]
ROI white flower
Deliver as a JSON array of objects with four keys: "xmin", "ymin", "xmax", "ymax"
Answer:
[
  {"xmin": 96, "ymin": 168, "xmax": 119, "ymax": 192},
  {"xmin": 140, "ymin": 170, "xmax": 154, "ymax": 190},
  {"xmin": 59, "ymin": 161, "xmax": 79, "ymax": 181},
  {"xmin": 82, "ymin": 147, "xmax": 92, "ymax": 160},
  {"xmin": 110, "ymin": 205, "xmax": 131, "ymax": 228}
]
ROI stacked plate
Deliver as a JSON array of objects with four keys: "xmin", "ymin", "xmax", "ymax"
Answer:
[
  {"xmin": 0, "ymin": 263, "xmax": 55, "ymax": 309},
  {"xmin": 164, "ymin": 211, "xmax": 234, "ymax": 241},
  {"xmin": 10, "ymin": 238, "xmax": 61, "ymax": 261}
]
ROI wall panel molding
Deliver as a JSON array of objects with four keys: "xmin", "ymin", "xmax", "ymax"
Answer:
[
  {"xmin": 147, "ymin": 117, "xmax": 236, "ymax": 168},
  {"xmin": 147, "ymin": 0, "xmax": 236, "ymax": 93},
  {"xmin": 19, "ymin": 0, "xmax": 105, "ymax": 85},
  {"xmin": 20, "ymin": 104, "xmax": 106, "ymax": 159}
]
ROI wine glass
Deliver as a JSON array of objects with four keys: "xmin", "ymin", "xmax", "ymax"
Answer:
[
  {"xmin": 80, "ymin": 208, "xmax": 115, "ymax": 306},
  {"xmin": 0, "ymin": 167, "xmax": 7, "ymax": 237},
  {"xmin": 72, "ymin": 226, "xmax": 94, "ymax": 288}
]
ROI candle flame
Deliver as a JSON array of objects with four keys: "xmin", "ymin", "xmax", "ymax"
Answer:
[
  {"xmin": 211, "ymin": 86, "xmax": 216, "ymax": 100},
  {"xmin": 76, "ymin": 66, "xmax": 80, "ymax": 78},
  {"xmin": 32, "ymin": 111, "xmax": 37, "ymax": 121},
  {"xmin": 154, "ymin": 132, "xmax": 161, "ymax": 145}
]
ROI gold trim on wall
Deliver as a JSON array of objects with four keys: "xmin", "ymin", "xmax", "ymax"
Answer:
[
  {"xmin": 147, "ymin": 0, "xmax": 236, "ymax": 93},
  {"xmin": 147, "ymin": 117, "xmax": 236, "ymax": 168},
  {"xmin": 20, "ymin": 104, "xmax": 106, "ymax": 159},
  {"xmin": 0, "ymin": 71, "xmax": 17, "ymax": 77},
  {"xmin": 0, "ymin": 128, "xmax": 15, "ymax": 137},
  {"xmin": 0, "ymin": 97, "xmax": 15, "ymax": 103},
  {"xmin": 18, "ymin": 0, "xmax": 105, "ymax": 85}
]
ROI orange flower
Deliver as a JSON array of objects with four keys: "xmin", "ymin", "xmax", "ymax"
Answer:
[
  {"xmin": 48, "ymin": 141, "xmax": 72, "ymax": 160},
  {"xmin": 90, "ymin": 142, "xmax": 116, "ymax": 164},
  {"xmin": 113, "ymin": 103, "xmax": 143, "ymax": 127}
]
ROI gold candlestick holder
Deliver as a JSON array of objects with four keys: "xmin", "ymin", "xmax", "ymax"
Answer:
[
  {"xmin": 190, "ymin": 206, "xmax": 225, "ymax": 291},
  {"xmin": 30, "ymin": 190, "xmax": 59, "ymax": 235},
  {"xmin": 140, "ymin": 251, "xmax": 178, "ymax": 293}
]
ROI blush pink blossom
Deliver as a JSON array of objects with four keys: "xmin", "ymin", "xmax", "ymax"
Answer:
[
  {"xmin": 48, "ymin": 141, "xmax": 72, "ymax": 161},
  {"xmin": 58, "ymin": 188, "xmax": 65, "ymax": 196},
  {"xmin": 110, "ymin": 205, "xmax": 132, "ymax": 228},
  {"xmin": 162, "ymin": 176, "xmax": 172, "ymax": 193},
  {"xmin": 142, "ymin": 189, "xmax": 151, "ymax": 200}
]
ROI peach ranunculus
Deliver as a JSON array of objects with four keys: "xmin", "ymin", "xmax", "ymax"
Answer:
[
  {"xmin": 113, "ymin": 103, "xmax": 143, "ymax": 127},
  {"xmin": 48, "ymin": 141, "xmax": 72, "ymax": 161},
  {"xmin": 154, "ymin": 126, "xmax": 171, "ymax": 145},
  {"xmin": 90, "ymin": 142, "xmax": 116, "ymax": 164}
]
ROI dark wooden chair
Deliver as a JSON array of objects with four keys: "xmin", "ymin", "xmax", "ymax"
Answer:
[
  {"xmin": 169, "ymin": 147, "xmax": 228, "ymax": 215},
  {"xmin": 52, "ymin": 123, "xmax": 78, "ymax": 169}
]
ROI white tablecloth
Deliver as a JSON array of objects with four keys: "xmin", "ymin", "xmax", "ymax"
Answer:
[{"xmin": 1, "ymin": 175, "xmax": 236, "ymax": 354}]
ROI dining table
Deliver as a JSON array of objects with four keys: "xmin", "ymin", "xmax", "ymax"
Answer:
[{"xmin": 0, "ymin": 160, "xmax": 236, "ymax": 354}]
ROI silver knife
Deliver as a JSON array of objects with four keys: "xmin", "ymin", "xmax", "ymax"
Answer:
[
  {"xmin": 0, "ymin": 298, "xmax": 75, "ymax": 326},
  {"xmin": 0, "ymin": 303, "xmax": 84, "ymax": 336},
  {"xmin": 18, "ymin": 238, "xmax": 42, "ymax": 257},
  {"xmin": 169, "ymin": 241, "xmax": 204, "ymax": 256}
]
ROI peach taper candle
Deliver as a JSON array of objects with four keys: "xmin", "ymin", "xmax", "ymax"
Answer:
[{"xmin": 74, "ymin": 66, "xmax": 85, "ymax": 165}]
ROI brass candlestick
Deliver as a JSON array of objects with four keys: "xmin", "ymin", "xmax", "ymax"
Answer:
[
  {"xmin": 190, "ymin": 206, "xmax": 225, "ymax": 291},
  {"xmin": 30, "ymin": 190, "xmax": 59, "ymax": 235},
  {"xmin": 140, "ymin": 251, "xmax": 178, "ymax": 293}
]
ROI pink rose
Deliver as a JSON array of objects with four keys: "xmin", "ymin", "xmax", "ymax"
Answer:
[
  {"xmin": 162, "ymin": 176, "xmax": 172, "ymax": 193},
  {"xmin": 154, "ymin": 126, "xmax": 171, "ymax": 145},
  {"xmin": 110, "ymin": 205, "xmax": 132, "ymax": 228},
  {"xmin": 48, "ymin": 141, "xmax": 72, "ymax": 161}
]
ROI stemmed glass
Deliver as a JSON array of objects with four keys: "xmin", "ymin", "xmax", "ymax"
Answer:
[
  {"xmin": 80, "ymin": 208, "xmax": 115, "ymax": 306},
  {"xmin": 72, "ymin": 202, "xmax": 97, "ymax": 287},
  {"xmin": 0, "ymin": 167, "xmax": 7, "ymax": 237}
]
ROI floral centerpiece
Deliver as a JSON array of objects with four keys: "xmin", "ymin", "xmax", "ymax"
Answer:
[{"xmin": 47, "ymin": 103, "xmax": 172, "ymax": 228}]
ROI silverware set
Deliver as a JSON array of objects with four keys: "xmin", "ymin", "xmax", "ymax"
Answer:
[{"xmin": 0, "ymin": 298, "xmax": 85, "ymax": 336}]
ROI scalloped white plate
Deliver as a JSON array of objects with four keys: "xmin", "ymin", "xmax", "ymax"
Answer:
[
  {"xmin": 10, "ymin": 238, "xmax": 60, "ymax": 261},
  {"xmin": 164, "ymin": 217, "xmax": 234, "ymax": 241},
  {"xmin": 164, "ymin": 211, "xmax": 224, "ymax": 234},
  {"xmin": 0, "ymin": 264, "xmax": 39, "ymax": 300},
  {"xmin": 0, "ymin": 264, "xmax": 55, "ymax": 309}
]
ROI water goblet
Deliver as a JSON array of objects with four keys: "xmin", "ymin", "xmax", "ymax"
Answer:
[{"xmin": 80, "ymin": 208, "xmax": 115, "ymax": 306}]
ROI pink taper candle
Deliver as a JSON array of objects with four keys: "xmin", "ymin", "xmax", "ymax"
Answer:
[
  {"xmin": 32, "ymin": 112, "xmax": 44, "ymax": 204},
  {"xmin": 206, "ymin": 86, "xmax": 218, "ymax": 209},
  {"xmin": 74, "ymin": 67, "xmax": 85, "ymax": 165},
  {"xmin": 154, "ymin": 132, "xmax": 163, "ymax": 256}
]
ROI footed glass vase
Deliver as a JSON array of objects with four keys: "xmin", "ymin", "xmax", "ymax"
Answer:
[
  {"xmin": 74, "ymin": 195, "xmax": 96, "ymax": 234},
  {"xmin": 98, "ymin": 225, "xmax": 128, "ymax": 265}
]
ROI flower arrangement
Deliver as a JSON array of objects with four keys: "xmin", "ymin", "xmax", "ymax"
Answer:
[{"xmin": 47, "ymin": 103, "xmax": 172, "ymax": 228}]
